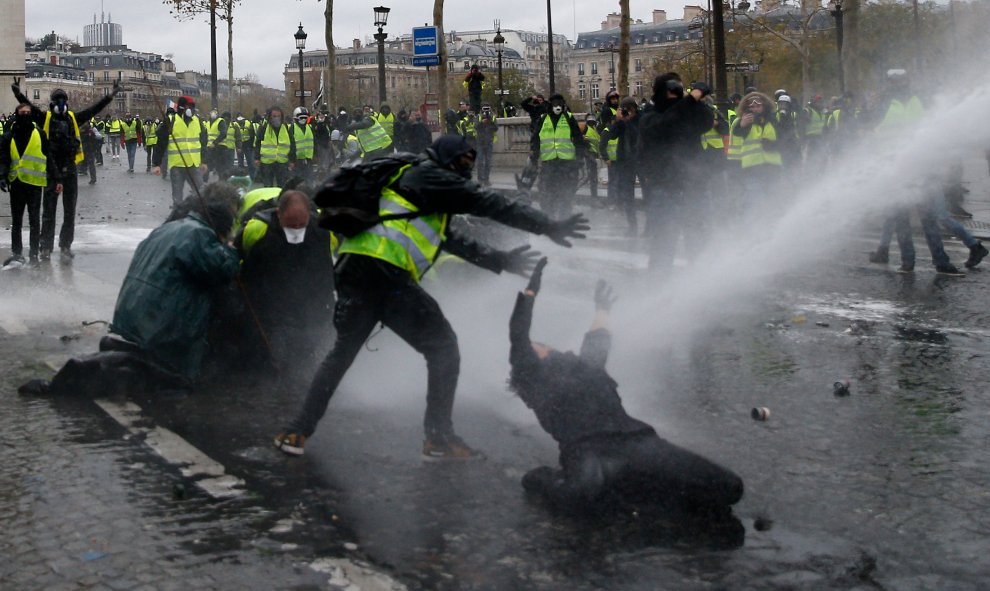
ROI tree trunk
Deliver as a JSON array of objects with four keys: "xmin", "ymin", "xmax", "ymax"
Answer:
[
  {"xmin": 618, "ymin": 0, "xmax": 630, "ymax": 94},
  {"xmin": 842, "ymin": 0, "xmax": 859, "ymax": 99},
  {"xmin": 434, "ymin": 0, "xmax": 447, "ymax": 130},
  {"xmin": 325, "ymin": 1, "xmax": 335, "ymax": 112},
  {"xmin": 210, "ymin": 0, "xmax": 218, "ymax": 107},
  {"xmin": 799, "ymin": 0, "xmax": 812, "ymax": 102},
  {"xmin": 226, "ymin": 0, "xmax": 234, "ymax": 115}
]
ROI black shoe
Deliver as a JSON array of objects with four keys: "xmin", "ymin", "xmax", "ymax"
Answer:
[
  {"xmin": 422, "ymin": 433, "xmax": 485, "ymax": 462},
  {"xmin": 965, "ymin": 242, "xmax": 988, "ymax": 268},
  {"xmin": 935, "ymin": 264, "xmax": 965, "ymax": 276},
  {"xmin": 896, "ymin": 264, "xmax": 914, "ymax": 274},
  {"xmin": 60, "ymin": 248, "xmax": 75, "ymax": 260},
  {"xmin": 18, "ymin": 379, "xmax": 52, "ymax": 396},
  {"xmin": 3, "ymin": 254, "xmax": 26, "ymax": 267},
  {"xmin": 39, "ymin": 250, "xmax": 51, "ymax": 262},
  {"xmin": 869, "ymin": 250, "xmax": 889, "ymax": 264},
  {"xmin": 89, "ymin": 178, "xmax": 97, "ymax": 185}
]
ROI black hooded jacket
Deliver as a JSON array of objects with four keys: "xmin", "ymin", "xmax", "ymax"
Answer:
[
  {"xmin": 636, "ymin": 78, "xmax": 712, "ymax": 187},
  {"xmin": 509, "ymin": 292, "xmax": 655, "ymax": 453},
  {"xmin": 14, "ymin": 89, "xmax": 113, "ymax": 177}
]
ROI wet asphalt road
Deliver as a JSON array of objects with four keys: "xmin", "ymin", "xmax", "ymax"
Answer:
[{"xmin": 2, "ymin": 160, "xmax": 990, "ymax": 590}]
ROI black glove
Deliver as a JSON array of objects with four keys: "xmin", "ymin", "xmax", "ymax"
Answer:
[
  {"xmin": 11, "ymin": 76, "xmax": 21, "ymax": 97},
  {"xmin": 526, "ymin": 257, "xmax": 549, "ymax": 294},
  {"xmin": 545, "ymin": 213, "xmax": 590, "ymax": 247},
  {"xmin": 691, "ymin": 80, "xmax": 712, "ymax": 97},
  {"xmin": 594, "ymin": 280, "xmax": 617, "ymax": 311},
  {"xmin": 111, "ymin": 80, "xmax": 121, "ymax": 96},
  {"xmin": 0, "ymin": 179, "xmax": 8, "ymax": 193},
  {"xmin": 503, "ymin": 244, "xmax": 543, "ymax": 278}
]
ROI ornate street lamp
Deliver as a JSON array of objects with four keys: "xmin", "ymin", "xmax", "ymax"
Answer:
[
  {"xmin": 597, "ymin": 41, "xmax": 617, "ymax": 91},
  {"xmin": 493, "ymin": 23, "xmax": 505, "ymax": 116},
  {"xmin": 373, "ymin": 6, "xmax": 391, "ymax": 105},
  {"xmin": 294, "ymin": 23, "xmax": 308, "ymax": 108}
]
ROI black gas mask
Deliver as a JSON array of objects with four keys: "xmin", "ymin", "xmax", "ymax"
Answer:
[{"xmin": 52, "ymin": 99, "xmax": 68, "ymax": 115}]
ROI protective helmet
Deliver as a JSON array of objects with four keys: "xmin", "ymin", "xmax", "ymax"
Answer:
[
  {"xmin": 50, "ymin": 88, "xmax": 68, "ymax": 102},
  {"xmin": 292, "ymin": 106, "xmax": 309, "ymax": 120},
  {"xmin": 777, "ymin": 94, "xmax": 792, "ymax": 104},
  {"xmin": 773, "ymin": 88, "xmax": 788, "ymax": 100}
]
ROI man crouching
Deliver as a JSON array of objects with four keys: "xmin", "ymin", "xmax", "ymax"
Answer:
[{"xmin": 509, "ymin": 258, "xmax": 743, "ymax": 512}]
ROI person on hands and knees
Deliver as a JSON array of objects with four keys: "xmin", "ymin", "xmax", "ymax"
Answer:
[{"xmin": 509, "ymin": 259, "xmax": 743, "ymax": 512}]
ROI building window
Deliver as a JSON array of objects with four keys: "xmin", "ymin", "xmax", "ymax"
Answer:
[
  {"xmin": 463, "ymin": 60, "xmax": 470, "ymax": 70},
  {"xmin": 103, "ymin": 71, "xmax": 110, "ymax": 81},
  {"xmin": 591, "ymin": 83, "xmax": 600, "ymax": 100},
  {"xmin": 33, "ymin": 90, "xmax": 40, "ymax": 100},
  {"xmin": 578, "ymin": 83, "xmax": 586, "ymax": 99},
  {"xmin": 636, "ymin": 81, "xmax": 643, "ymax": 96},
  {"xmin": 635, "ymin": 59, "xmax": 642, "ymax": 72},
  {"xmin": 89, "ymin": 58, "xmax": 96, "ymax": 66},
  {"xmin": 578, "ymin": 62, "xmax": 585, "ymax": 75},
  {"xmin": 103, "ymin": 57, "xmax": 110, "ymax": 66},
  {"xmin": 591, "ymin": 62, "xmax": 598, "ymax": 75}
]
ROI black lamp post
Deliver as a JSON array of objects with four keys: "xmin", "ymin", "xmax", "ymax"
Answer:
[
  {"xmin": 493, "ymin": 24, "xmax": 505, "ymax": 116},
  {"xmin": 828, "ymin": 0, "xmax": 845, "ymax": 95},
  {"xmin": 597, "ymin": 41, "xmax": 616, "ymax": 91},
  {"xmin": 294, "ymin": 23, "xmax": 307, "ymax": 108},
  {"xmin": 374, "ymin": 6, "xmax": 390, "ymax": 105},
  {"xmin": 546, "ymin": 0, "xmax": 555, "ymax": 93}
]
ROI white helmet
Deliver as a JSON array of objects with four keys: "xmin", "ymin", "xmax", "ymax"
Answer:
[{"xmin": 292, "ymin": 106, "xmax": 309, "ymax": 121}]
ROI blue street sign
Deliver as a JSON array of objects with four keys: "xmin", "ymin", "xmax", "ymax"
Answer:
[
  {"xmin": 412, "ymin": 55, "xmax": 441, "ymax": 67},
  {"xmin": 412, "ymin": 26, "xmax": 439, "ymax": 57}
]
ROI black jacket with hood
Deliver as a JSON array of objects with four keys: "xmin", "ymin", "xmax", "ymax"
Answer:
[{"xmin": 636, "ymin": 74, "xmax": 713, "ymax": 187}]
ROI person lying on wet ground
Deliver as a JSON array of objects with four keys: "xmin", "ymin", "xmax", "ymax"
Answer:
[
  {"xmin": 508, "ymin": 258, "xmax": 744, "ymax": 512},
  {"xmin": 18, "ymin": 193, "xmax": 240, "ymax": 396}
]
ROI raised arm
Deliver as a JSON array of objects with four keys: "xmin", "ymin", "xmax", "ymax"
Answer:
[
  {"xmin": 509, "ymin": 257, "xmax": 547, "ymax": 372},
  {"xmin": 578, "ymin": 280, "xmax": 616, "ymax": 369}
]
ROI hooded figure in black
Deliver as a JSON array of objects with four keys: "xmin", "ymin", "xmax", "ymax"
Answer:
[
  {"xmin": 509, "ymin": 258, "xmax": 743, "ymax": 512},
  {"xmin": 637, "ymin": 73, "xmax": 713, "ymax": 273},
  {"xmin": 275, "ymin": 135, "xmax": 591, "ymax": 461},
  {"xmin": 11, "ymin": 79, "xmax": 119, "ymax": 260}
]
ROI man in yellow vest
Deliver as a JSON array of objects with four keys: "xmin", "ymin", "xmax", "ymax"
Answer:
[
  {"xmin": 253, "ymin": 106, "xmax": 295, "ymax": 187},
  {"xmin": 530, "ymin": 93, "xmax": 586, "ymax": 218},
  {"xmin": 346, "ymin": 106, "xmax": 393, "ymax": 160},
  {"xmin": 274, "ymin": 135, "xmax": 591, "ymax": 459},
  {"xmin": 151, "ymin": 96, "xmax": 209, "ymax": 206},
  {"xmin": 143, "ymin": 117, "xmax": 158, "ymax": 173},
  {"xmin": 801, "ymin": 94, "xmax": 828, "ymax": 168},
  {"xmin": 107, "ymin": 114, "xmax": 122, "ymax": 162},
  {"xmin": 373, "ymin": 104, "xmax": 395, "ymax": 139},
  {"xmin": 0, "ymin": 103, "xmax": 55, "ymax": 266},
  {"xmin": 121, "ymin": 113, "xmax": 141, "ymax": 173},
  {"xmin": 580, "ymin": 114, "xmax": 601, "ymax": 201},
  {"xmin": 474, "ymin": 105, "xmax": 498, "ymax": 186},
  {"xmin": 10, "ymin": 80, "xmax": 117, "ymax": 260},
  {"xmin": 289, "ymin": 107, "xmax": 315, "ymax": 181},
  {"xmin": 206, "ymin": 109, "xmax": 235, "ymax": 182},
  {"xmin": 728, "ymin": 91, "xmax": 781, "ymax": 217}
]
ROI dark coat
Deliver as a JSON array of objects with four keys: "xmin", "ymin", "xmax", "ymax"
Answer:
[{"xmin": 637, "ymin": 93, "xmax": 712, "ymax": 187}]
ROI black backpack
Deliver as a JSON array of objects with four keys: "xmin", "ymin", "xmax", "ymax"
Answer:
[{"xmin": 314, "ymin": 152, "xmax": 425, "ymax": 237}]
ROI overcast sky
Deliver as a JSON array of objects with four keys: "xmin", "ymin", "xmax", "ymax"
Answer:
[{"xmin": 25, "ymin": 0, "xmax": 696, "ymax": 88}]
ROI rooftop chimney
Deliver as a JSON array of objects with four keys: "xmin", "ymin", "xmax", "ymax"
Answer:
[
  {"xmin": 601, "ymin": 12, "xmax": 622, "ymax": 30},
  {"xmin": 652, "ymin": 9, "xmax": 667, "ymax": 24},
  {"xmin": 352, "ymin": 38, "xmax": 361, "ymax": 50},
  {"xmin": 683, "ymin": 5, "xmax": 704, "ymax": 21}
]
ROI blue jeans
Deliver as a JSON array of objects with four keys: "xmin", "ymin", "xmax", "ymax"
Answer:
[
  {"xmin": 125, "ymin": 141, "xmax": 138, "ymax": 170},
  {"xmin": 877, "ymin": 198, "xmax": 950, "ymax": 269},
  {"xmin": 933, "ymin": 191, "xmax": 977, "ymax": 248}
]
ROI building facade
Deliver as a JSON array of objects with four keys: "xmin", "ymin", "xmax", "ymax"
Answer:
[
  {"xmin": 1, "ymin": 0, "xmax": 27, "ymax": 114},
  {"xmin": 83, "ymin": 13, "xmax": 123, "ymax": 48},
  {"xmin": 447, "ymin": 29, "xmax": 572, "ymax": 96},
  {"xmin": 21, "ymin": 59, "xmax": 99, "ymax": 108}
]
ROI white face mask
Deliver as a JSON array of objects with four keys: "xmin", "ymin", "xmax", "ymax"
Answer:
[
  {"xmin": 552, "ymin": 105, "xmax": 563, "ymax": 115},
  {"xmin": 283, "ymin": 227, "xmax": 307, "ymax": 244},
  {"xmin": 184, "ymin": 108, "xmax": 193, "ymax": 118}
]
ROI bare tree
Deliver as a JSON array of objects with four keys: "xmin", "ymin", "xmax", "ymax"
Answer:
[
  {"xmin": 323, "ymin": 1, "xmax": 335, "ymax": 111},
  {"xmin": 738, "ymin": 0, "xmax": 826, "ymax": 102},
  {"xmin": 434, "ymin": 0, "xmax": 447, "ymax": 130},
  {"xmin": 162, "ymin": 0, "xmax": 240, "ymax": 108},
  {"xmin": 842, "ymin": 0, "xmax": 860, "ymax": 98},
  {"xmin": 618, "ymin": 0, "xmax": 630, "ymax": 95}
]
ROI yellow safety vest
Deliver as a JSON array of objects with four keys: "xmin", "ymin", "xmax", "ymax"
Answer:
[
  {"xmin": 8, "ymin": 125, "xmax": 48, "ymax": 187},
  {"xmin": 457, "ymin": 118, "xmax": 476, "ymax": 139},
  {"xmin": 730, "ymin": 120, "xmax": 781, "ymax": 169},
  {"xmin": 168, "ymin": 115, "xmax": 203, "ymax": 169},
  {"xmin": 355, "ymin": 120, "xmax": 392, "ymax": 154},
  {"xmin": 804, "ymin": 108, "xmax": 826, "ymax": 137},
  {"xmin": 338, "ymin": 165, "xmax": 448, "ymax": 281},
  {"xmin": 207, "ymin": 118, "xmax": 236, "ymax": 149},
  {"xmin": 43, "ymin": 111, "xmax": 84, "ymax": 164},
  {"xmin": 121, "ymin": 119, "xmax": 139, "ymax": 141},
  {"xmin": 260, "ymin": 123, "xmax": 290, "ymax": 164},
  {"xmin": 108, "ymin": 119, "xmax": 122, "ymax": 134},
  {"xmin": 585, "ymin": 126, "xmax": 601, "ymax": 157},
  {"xmin": 877, "ymin": 96, "xmax": 924, "ymax": 132},
  {"xmin": 292, "ymin": 123, "xmax": 314, "ymax": 159},
  {"xmin": 143, "ymin": 122, "xmax": 158, "ymax": 146},
  {"xmin": 701, "ymin": 127, "xmax": 724, "ymax": 151},
  {"xmin": 375, "ymin": 112, "xmax": 395, "ymax": 138},
  {"xmin": 539, "ymin": 114, "xmax": 576, "ymax": 161}
]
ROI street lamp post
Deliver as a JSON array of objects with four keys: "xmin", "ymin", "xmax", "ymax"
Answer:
[
  {"xmin": 294, "ymin": 23, "xmax": 307, "ymax": 108},
  {"xmin": 546, "ymin": 0, "xmax": 555, "ymax": 93},
  {"xmin": 373, "ymin": 6, "xmax": 391, "ymax": 105},
  {"xmin": 493, "ymin": 24, "xmax": 505, "ymax": 116},
  {"xmin": 597, "ymin": 42, "xmax": 616, "ymax": 91},
  {"xmin": 828, "ymin": 0, "xmax": 845, "ymax": 95}
]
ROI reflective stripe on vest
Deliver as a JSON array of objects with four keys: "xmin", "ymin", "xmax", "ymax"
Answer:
[
  {"xmin": 208, "ymin": 118, "xmax": 235, "ymax": 149},
  {"xmin": 731, "ymin": 122, "xmax": 781, "ymax": 168},
  {"xmin": 44, "ymin": 111, "xmax": 84, "ymax": 164},
  {"xmin": 168, "ymin": 115, "xmax": 203, "ymax": 169},
  {"xmin": 143, "ymin": 122, "xmax": 158, "ymax": 146},
  {"xmin": 9, "ymin": 126, "xmax": 48, "ymax": 187},
  {"xmin": 602, "ymin": 127, "xmax": 618, "ymax": 161},
  {"xmin": 539, "ymin": 114, "xmax": 576, "ymax": 161},
  {"xmin": 804, "ymin": 109, "xmax": 825, "ymax": 137},
  {"xmin": 108, "ymin": 120, "xmax": 121, "ymax": 134},
  {"xmin": 122, "ymin": 119, "xmax": 139, "ymax": 141},
  {"xmin": 585, "ymin": 127, "xmax": 601, "ymax": 156},
  {"xmin": 355, "ymin": 120, "xmax": 392, "ymax": 153},
  {"xmin": 701, "ymin": 127, "xmax": 724, "ymax": 150},
  {"xmin": 375, "ymin": 112, "xmax": 395, "ymax": 137},
  {"xmin": 338, "ymin": 165, "xmax": 448, "ymax": 281},
  {"xmin": 260, "ymin": 124, "xmax": 290, "ymax": 164},
  {"xmin": 293, "ymin": 124, "xmax": 314, "ymax": 159}
]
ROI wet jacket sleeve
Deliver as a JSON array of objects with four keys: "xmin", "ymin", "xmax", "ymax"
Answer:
[
  {"xmin": 12, "ymin": 89, "xmax": 46, "ymax": 126},
  {"xmin": 397, "ymin": 164, "xmax": 553, "ymax": 235},
  {"xmin": 177, "ymin": 224, "xmax": 240, "ymax": 286},
  {"xmin": 0, "ymin": 133, "xmax": 11, "ymax": 178},
  {"xmin": 152, "ymin": 120, "xmax": 168, "ymax": 167},
  {"xmin": 72, "ymin": 95, "xmax": 114, "ymax": 126},
  {"xmin": 578, "ymin": 328, "xmax": 612, "ymax": 369},
  {"xmin": 214, "ymin": 119, "xmax": 228, "ymax": 145},
  {"xmin": 509, "ymin": 292, "xmax": 541, "ymax": 373},
  {"xmin": 440, "ymin": 228, "xmax": 505, "ymax": 274}
]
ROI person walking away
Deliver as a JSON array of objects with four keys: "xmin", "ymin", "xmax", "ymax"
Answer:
[
  {"xmin": 636, "ymin": 74, "xmax": 714, "ymax": 273},
  {"xmin": 10, "ymin": 80, "xmax": 117, "ymax": 260},
  {"xmin": 253, "ymin": 107, "xmax": 294, "ymax": 188},
  {"xmin": 143, "ymin": 117, "xmax": 158, "ymax": 173},
  {"xmin": 289, "ymin": 107, "xmax": 315, "ymax": 182},
  {"xmin": 273, "ymin": 135, "xmax": 590, "ymax": 459},
  {"xmin": 463, "ymin": 65, "xmax": 486, "ymax": 115},
  {"xmin": 151, "ymin": 96, "xmax": 208, "ymax": 206},
  {"xmin": 92, "ymin": 116, "xmax": 105, "ymax": 166},
  {"xmin": 121, "ymin": 113, "xmax": 141, "ymax": 173},
  {"xmin": 606, "ymin": 99, "xmax": 642, "ymax": 234},
  {"xmin": 509, "ymin": 259, "xmax": 744, "ymax": 511},
  {"xmin": 475, "ymin": 106, "xmax": 498, "ymax": 186},
  {"xmin": 531, "ymin": 94, "xmax": 585, "ymax": 219},
  {"xmin": 0, "ymin": 103, "xmax": 55, "ymax": 267},
  {"xmin": 106, "ymin": 114, "xmax": 122, "ymax": 161},
  {"xmin": 80, "ymin": 122, "xmax": 100, "ymax": 185}
]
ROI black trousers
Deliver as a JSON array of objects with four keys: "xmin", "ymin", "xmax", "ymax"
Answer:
[
  {"xmin": 613, "ymin": 164, "xmax": 639, "ymax": 232},
  {"xmin": 289, "ymin": 261, "xmax": 460, "ymax": 440},
  {"xmin": 476, "ymin": 142, "xmax": 493, "ymax": 183},
  {"xmin": 9, "ymin": 181, "xmax": 43, "ymax": 257},
  {"xmin": 523, "ymin": 430, "xmax": 743, "ymax": 511},
  {"xmin": 256, "ymin": 162, "xmax": 288, "ymax": 188},
  {"xmin": 538, "ymin": 159, "xmax": 580, "ymax": 219},
  {"xmin": 41, "ymin": 171, "xmax": 79, "ymax": 252}
]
